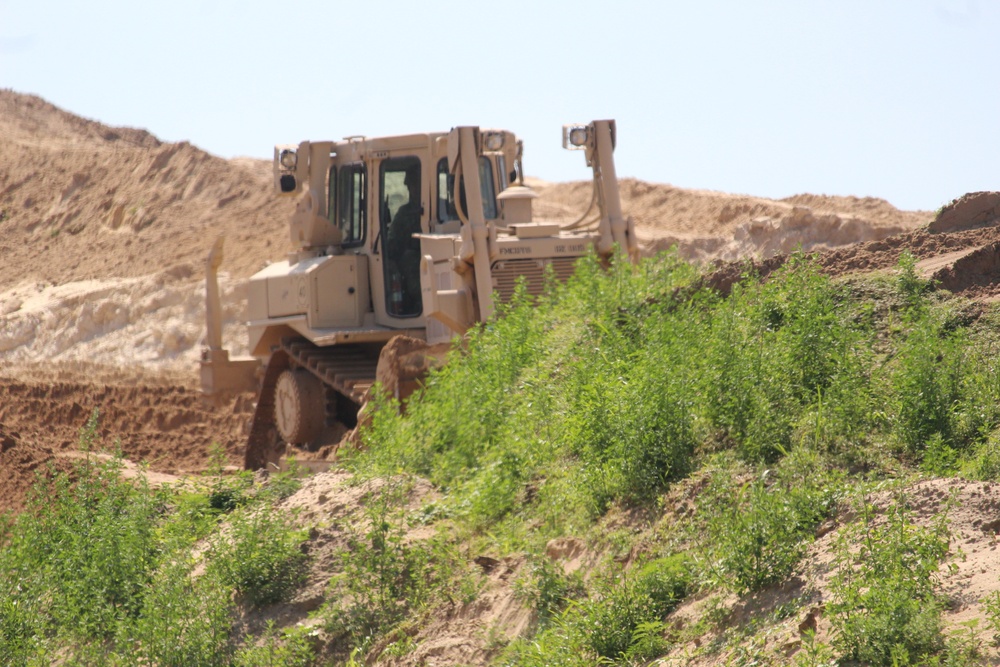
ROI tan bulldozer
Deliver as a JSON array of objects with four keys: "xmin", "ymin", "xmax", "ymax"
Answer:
[{"xmin": 201, "ymin": 120, "xmax": 637, "ymax": 470}]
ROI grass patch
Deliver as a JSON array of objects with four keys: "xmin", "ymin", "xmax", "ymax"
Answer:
[{"xmin": 0, "ymin": 415, "xmax": 314, "ymax": 666}]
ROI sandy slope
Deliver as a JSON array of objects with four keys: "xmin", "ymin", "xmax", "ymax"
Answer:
[{"xmin": 531, "ymin": 177, "xmax": 931, "ymax": 262}]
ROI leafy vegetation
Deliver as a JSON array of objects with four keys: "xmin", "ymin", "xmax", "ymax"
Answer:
[
  {"xmin": 208, "ymin": 499, "xmax": 309, "ymax": 607},
  {"xmin": 700, "ymin": 450, "xmax": 838, "ymax": 595},
  {"xmin": 320, "ymin": 479, "xmax": 471, "ymax": 655},
  {"xmin": 828, "ymin": 488, "xmax": 952, "ymax": 664},
  {"xmin": 348, "ymin": 249, "xmax": 1000, "ymax": 663},
  {"xmin": 12, "ymin": 248, "xmax": 1000, "ymax": 664},
  {"xmin": 0, "ymin": 417, "xmax": 312, "ymax": 666}
]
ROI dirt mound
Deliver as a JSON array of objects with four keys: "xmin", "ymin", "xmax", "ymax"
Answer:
[
  {"xmin": 1, "ymin": 89, "xmax": 932, "ymax": 294},
  {"xmin": 238, "ymin": 472, "xmax": 533, "ymax": 666},
  {"xmin": 530, "ymin": 177, "xmax": 931, "ymax": 262},
  {"xmin": 0, "ymin": 90, "xmax": 293, "ymax": 290},
  {"xmin": 0, "ymin": 430, "xmax": 77, "ymax": 515},
  {"xmin": 929, "ymin": 191, "xmax": 1000, "ymax": 234},
  {"xmin": 0, "ymin": 91, "xmax": 160, "ymax": 148},
  {"xmin": 661, "ymin": 478, "xmax": 1000, "ymax": 665},
  {"xmin": 0, "ymin": 374, "xmax": 253, "ymax": 470},
  {"xmin": 701, "ymin": 218, "xmax": 1000, "ymax": 300},
  {"xmin": 1, "ymin": 267, "xmax": 248, "ymax": 371}
]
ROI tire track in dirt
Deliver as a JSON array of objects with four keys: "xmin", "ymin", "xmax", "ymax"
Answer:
[{"xmin": 0, "ymin": 375, "xmax": 255, "ymax": 513}]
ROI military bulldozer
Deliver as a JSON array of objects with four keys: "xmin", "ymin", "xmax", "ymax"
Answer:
[{"xmin": 200, "ymin": 120, "xmax": 637, "ymax": 470}]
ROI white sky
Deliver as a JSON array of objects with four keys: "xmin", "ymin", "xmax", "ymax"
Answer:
[{"xmin": 1, "ymin": 0, "xmax": 997, "ymax": 211}]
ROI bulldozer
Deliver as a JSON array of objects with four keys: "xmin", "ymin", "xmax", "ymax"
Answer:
[{"xmin": 200, "ymin": 120, "xmax": 637, "ymax": 470}]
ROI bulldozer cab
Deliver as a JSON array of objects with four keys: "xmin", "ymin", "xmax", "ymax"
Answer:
[
  {"xmin": 313, "ymin": 136, "xmax": 507, "ymax": 329},
  {"xmin": 379, "ymin": 157, "xmax": 423, "ymax": 318}
]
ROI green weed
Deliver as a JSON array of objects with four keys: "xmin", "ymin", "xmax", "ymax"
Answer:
[
  {"xmin": 123, "ymin": 558, "xmax": 235, "ymax": 667},
  {"xmin": 886, "ymin": 313, "xmax": 964, "ymax": 455},
  {"xmin": 896, "ymin": 249, "xmax": 931, "ymax": 307},
  {"xmin": 514, "ymin": 555, "xmax": 586, "ymax": 625},
  {"xmin": 233, "ymin": 621, "xmax": 315, "ymax": 667},
  {"xmin": 501, "ymin": 553, "xmax": 690, "ymax": 665},
  {"xmin": 207, "ymin": 500, "xmax": 309, "ymax": 608},
  {"xmin": 982, "ymin": 590, "xmax": 1000, "ymax": 646},
  {"xmin": 828, "ymin": 488, "xmax": 951, "ymax": 664},
  {"xmin": 700, "ymin": 450, "xmax": 837, "ymax": 594},
  {"xmin": 322, "ymin": 480, "xmax": 457, "ymax": 655},
  {"xmin": 12, "ymin": 455, "xmax": 163, "ymax": 640}
]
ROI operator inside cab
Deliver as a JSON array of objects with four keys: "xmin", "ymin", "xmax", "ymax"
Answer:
[{"xmin": 381, "ymin": 158, "xmax": 423, "ymax": 317}]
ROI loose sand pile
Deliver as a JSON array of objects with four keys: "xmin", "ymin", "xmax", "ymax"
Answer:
[
  {"xmin": 531, "ymin": 177, "xmax": 931, "ymax": 262},
  {"xmin": 0, "ymin": 267, "xmax": 247, "ymax": 371}
]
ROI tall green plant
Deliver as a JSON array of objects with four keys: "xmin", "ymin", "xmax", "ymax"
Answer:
[
  {"xmin": 323, "ymin": 480, "xmax": 438, "ymax": 651},
  {"xmin": 122, "ymin": 559, "xmax": 235, "ymax": 667},
  {"xmin": 829, "ymin": 489, "xmax": 951, "ymax": 664},
  {"xmin": 207, "ymin": 500, "xmax": 309, "ymax": 608},
  {"xmin": 702, "ymin": 451, "xmax": 836, "ymax": 595},
  {"xmin": 885, "ymin": 314, "xmax": 964, "ymax": 455},
  {"xmin": 700, "ymin": 256, "xmax": 861, "ymax": 462},
  {"xmin": 7, "ymin": 455, "xmax": 164, "ymax": 641}
]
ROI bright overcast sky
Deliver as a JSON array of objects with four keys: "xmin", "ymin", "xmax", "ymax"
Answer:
[{"xmin": 1, "ymin": 0, "xmax": 997, "ymax": 211}]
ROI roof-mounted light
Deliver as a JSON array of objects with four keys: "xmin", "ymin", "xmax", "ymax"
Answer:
[
  {"xmin": 279, "ymin": 148, "xmax": 297, "ymax": 170},
  {"xmin": 483, "ymin": 131, "xmax": 505, "ymax": 152},
  {"xmin": 562, "ymin": 124, "xmax": 591, "ymax": 150}
]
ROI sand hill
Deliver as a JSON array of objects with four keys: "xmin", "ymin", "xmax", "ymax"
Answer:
[{"xmin": 0, "ymin": 89, "xmax": 934, "ymax": 375}]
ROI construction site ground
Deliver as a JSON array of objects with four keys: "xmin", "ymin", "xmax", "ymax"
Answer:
[{"xmin": 7, "ymin": 90, "xmax": 1000, "ymax": 663}]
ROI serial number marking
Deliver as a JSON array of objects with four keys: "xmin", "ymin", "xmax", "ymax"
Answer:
[
  {"xmin": 500, "ymin": 246, "xmax": 532, "ymax": 255},
  {"xmin": 555, "ymin": 244, "xmax": 587, "ymax": 253}
]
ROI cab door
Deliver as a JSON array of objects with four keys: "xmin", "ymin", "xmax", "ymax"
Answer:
[{"xmin": 371, "ymin": 155, "xmax": 425, "ymax": 326}]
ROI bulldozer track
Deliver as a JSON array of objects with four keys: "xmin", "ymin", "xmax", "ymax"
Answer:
[
  {"xmin": 242, "ymin": 337, "xmax": 379, "ymax": 469},
  {"xmin": 280, "ymin": 338, "xmax": 379, "ymax": 405},
  {"xmin": 243, "ymin": 350, "xmax": 288, "ymax": 470}
]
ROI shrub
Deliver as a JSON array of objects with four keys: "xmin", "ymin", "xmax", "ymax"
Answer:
[
  {"xmin": 701, "ymin": 450, "xmax": 838, "ymax": 595},
  {"xmin": 514, "ymin": 555, "xmax": 586, "ymax": 625},
  {"xmin": 828, "ymin": 489, "xmax": 950, "ymax": 664},
  {"xmin": 207, "ymin": 500, "xmax": 309, "ymax": 608},
  {"xmin": 896, "ymin": 249, "xmax": 932, "ymax": 308},
  {"xmin": 0, "ymin": 581, "xmax": 46, "ymax": 666},
  {"xmin": 700, "ymin": 256, "xmax": 861, "ymax": 462},
  {"xmin": 961, "ymin": 432, "xmax": 1000, "ymax": 481},
  {"xmin": 0, "ymin": 416, "xmax": 319, "ymax": 666},
  {"xmin": 7, "ymin": 454, "xmax": 164, "ymax": 640},
  {"xmin": 322, "ymin": 481, "xmax": 441, "ymax": 651},
  {"xmin": 123, "ymin": 559, "xmax": 235, "ymax": 667},
  {"xmin": 506, "ymin": 553, "xmax": 690, "ymax": 665},
  {"xmin": 886, "ymin": 314, "xmax": 964, "ymax": 455},
  {"xmin": 233, "ymin": 621, "xmax": 315, "ymax": 667}
]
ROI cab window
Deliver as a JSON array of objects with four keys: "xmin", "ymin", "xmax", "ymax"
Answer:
[
  {"xmin": 380, "ymin": 156, "xmax": 422, "ymax": 318},
  {"xmin": 497, "ymin": 154, "xmax": 508, "ymax": 191},
  {"xmin": 436, "ymin": 156, "xmax": 497, "ymax": 223},
  {"xmin": 478, "ymin": 157, "xmax": 498, "ymax": 219},
  {"xmin": 337, "ymin": 164, "xmax": 366, "ymax": 247},
  {"xmin": 326, "ymin": 166, "xmax": 337, "ymax": 226}
]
